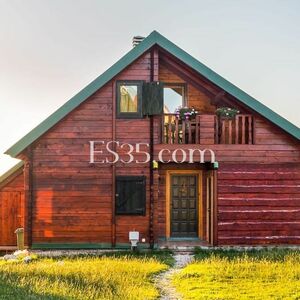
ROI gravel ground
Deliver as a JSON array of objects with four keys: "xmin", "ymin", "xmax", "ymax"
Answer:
[
  {"xmin": 155, "ymin": 252, "xmax": 194, "ymax": 300},
  {"xmin": 31, "ymin": 249, "xmax": 124, "ymax": 257}
]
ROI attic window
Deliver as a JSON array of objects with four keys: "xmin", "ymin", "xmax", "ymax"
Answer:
[
  {"xmin": 117, "ymin": 81, "xmax": 143, "ymax": 118},
  {"xmin": 164, "ymin": 83, "xmax": 186, "ymax": 113}
]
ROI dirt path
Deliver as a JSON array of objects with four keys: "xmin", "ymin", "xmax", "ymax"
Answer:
[{"xmin": 155, "ymin": 252, "xmax": 194, "ymax": 300}]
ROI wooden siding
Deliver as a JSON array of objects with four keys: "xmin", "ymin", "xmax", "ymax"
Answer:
[
  {"xmin": 218, "ymin": 163, "xmax": 300, "ymax": 245},
  {"xmin": 0, "ymin": 172, "xmax": 25, "ymax": 246},
  {"xmin": 154, "ymin": 144, "xmax": 300, "ymax": 164},
  {"xmin": 32, "ymin": 81, "xmax": 114, "ymax": 243},
  {"xmin": 114, "ymin": 51, "xmax": 154, "ymax": 244},
  {"xmin": 255, "ymin": 117, "xmax": 298, "ymax": 145},
  {"xmin": 3, "ymin": 46, "xmax": 299, "ymax": 247},
  {"xmin": 159, "ymin": 63, "xmax": 216, "ymax": 113},
  {"xmin": 31, "ymin": 52, "xmax": 154, "ymax": 245}
]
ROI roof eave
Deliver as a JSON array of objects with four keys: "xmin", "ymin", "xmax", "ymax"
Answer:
[
  {"xmin": 154, "ymin": 34, "xmax": 300, "ymax": 140},
  {"xmin": 0, "ymin": 161, "xmax": 24, "ymax": 186},
  {"xmin": 4, "ymin": 30, "xmax": 300, "ymax": 158},
  {"xmin": 5, "ymin": 31, "xmax": 160, "ymax": 158}
]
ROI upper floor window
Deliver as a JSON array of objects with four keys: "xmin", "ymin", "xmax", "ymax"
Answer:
[
  {"xmin": 163, "ymin": 83, "xmax": 186, "ymax": 113},
  {"xmin": 117, "ymin": 81, "xmax": 143, "ymax": 118}
]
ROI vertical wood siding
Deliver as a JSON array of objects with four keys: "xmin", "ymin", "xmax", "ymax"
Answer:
[{"xmin": 0, "ymin": 173, "xmax": 25, "ymax": 246}]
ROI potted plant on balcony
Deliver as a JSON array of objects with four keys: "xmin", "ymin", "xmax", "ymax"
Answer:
[
  {"xmin": 175, "ymin": 106, "xmax": 198, "ymax": 122},
  {"xmin": 216, "ymin": 107, "xmax": 240, "ymax": 120}
]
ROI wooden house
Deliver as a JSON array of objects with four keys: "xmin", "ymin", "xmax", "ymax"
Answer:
[{"xmin": 1, "ymin": 31, "xmax": 300, "ymax": 249}]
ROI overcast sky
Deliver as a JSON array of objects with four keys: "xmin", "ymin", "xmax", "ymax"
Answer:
[{"xmin": 0, "ymin": 0, "xmax": 299, "ymax": 175}]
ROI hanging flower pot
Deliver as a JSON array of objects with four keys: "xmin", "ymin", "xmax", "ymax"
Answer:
[
  {"xmin": 216, "ymin": 107, "xmax": 240, "ymax": 120},
  {"xmin": 175, "ymin": 106, "xmax": 198, "ymax": 122}
]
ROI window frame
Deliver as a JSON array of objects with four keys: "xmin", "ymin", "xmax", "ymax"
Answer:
[
  {"xmin": 163, "ymin": 83, "xmax": 187, "ymax": 113},
  {"xmin": 116, "ymin": 80, "xmax": 143, "ymax": 119},
  {"xmin": 115, "ymin": 176, "xmax": 146, "ymax": 216}
]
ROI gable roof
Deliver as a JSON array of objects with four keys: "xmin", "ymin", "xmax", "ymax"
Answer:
[
  {"xmin": 0, "ymin": 161, "xmax": 24, "ymax": 188},
  {"xmin": 5, "ymin": 30, "xmax": 300, "ymax": 157}
]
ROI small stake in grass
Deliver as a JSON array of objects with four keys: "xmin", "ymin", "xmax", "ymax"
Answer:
[{"xmin": 15, "ymin": 228, "xmax": 24, "ymax": 250}]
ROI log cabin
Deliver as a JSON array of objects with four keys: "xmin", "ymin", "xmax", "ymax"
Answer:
[{"xmin": 1, "ymin": 31, "xmax": 300, "ymax": 249}]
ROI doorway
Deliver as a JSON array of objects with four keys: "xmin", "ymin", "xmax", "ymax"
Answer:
[
  {"xmin": 170, "ymin": 174, "xmax": 198, "ymax": 237},
  {"xmin": 166, "ymin": 170, "xmax": 202, "ymax": 239},
  {"xmin": 165, "ymin": 169, "xmax": 217, "ymax": 245}
]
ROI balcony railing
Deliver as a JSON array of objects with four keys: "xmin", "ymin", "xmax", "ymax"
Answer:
[
  {"xmin": 163, "ymin": 114, "xmax": 200, "ymax": 144},
  {"xmin": 162, "ymin": 114, "xmax": 254, "ymax": 145},
  {"xmin": 216, "ymin": 114, "xmax": 254, "ymax": 144}
]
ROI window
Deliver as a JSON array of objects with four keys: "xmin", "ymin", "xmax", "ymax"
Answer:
[
  {"xmin": 163, "ymin": 84, "xmax": 186, "ymax": 113},
  {"xmin": 117, "ymin": 81, "xmax": 143, "ymax": 118},
  {"xmin": 115, "ymin": 176, "xmax": 146, "ymax": 215}
]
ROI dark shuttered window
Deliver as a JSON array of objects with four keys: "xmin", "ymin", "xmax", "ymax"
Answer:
[
  {"xmin": 142, "ymin": 81, "xmax": 164, "ymax": 115},
  {"xmin": 115, "ymin": 176, "xmax": 146, "ymax": 215}
]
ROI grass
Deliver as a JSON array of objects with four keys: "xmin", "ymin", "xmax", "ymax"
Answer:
[
  {"xmin": 173, "ymin": 248, "xmax": 300, "ymax": 300},
  {"xmin": 0, "ymin": 251, "xmax": 172, "ymax": 300}
]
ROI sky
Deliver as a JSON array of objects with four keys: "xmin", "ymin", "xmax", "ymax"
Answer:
[{"xmin": 0, "ymin": 0, "xmax": 299, "ymax": 175}]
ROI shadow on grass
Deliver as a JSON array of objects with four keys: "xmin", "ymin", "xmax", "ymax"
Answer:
[
  {"xmin": 0, "ymin": 276, "xmax": 68, "ymax": 300},
  {"xmin": 194, "ymin": 247, "xmax": 300, "ymax": 261},
  {"xmin": 99, "ymin": 249, "xmax": 175, "ymax": 266},
  {"xmin": 47, "ymin": 249, "xmax": 175, "ymax": 266},
  {"xmin": 0, "ymin": 252, "xmax": 173, "ymax": 299},
  {"xmin": 0, "ymin": 268, "xmax": 118, "ymax": 300}
]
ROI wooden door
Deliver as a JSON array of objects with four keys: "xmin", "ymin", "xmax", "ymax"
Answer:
[
  {"xmin": 0, "ymin": 192, "xmax": 23, "ymax": 246},
  {"xmin": 171, "ymin": 175, "xmax": 198, "ymax": 237}
]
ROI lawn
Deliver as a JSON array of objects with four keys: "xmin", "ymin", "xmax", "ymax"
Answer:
[
  {"xmin": 0, "ymin": 251, "xmax": 172, "ymax": 300},
  {"xmin": 172, "ymin": 248, "xmax": 300, "ymax": 300}
]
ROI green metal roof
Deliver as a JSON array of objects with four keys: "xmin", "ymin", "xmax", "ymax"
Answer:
[
  {"xmin": 5, "ymin": 30, "xmax": 300, "ymax": 157},
  {"xmin": 0, "ymin": 161, "xmax": 24, "ymax": 186}
]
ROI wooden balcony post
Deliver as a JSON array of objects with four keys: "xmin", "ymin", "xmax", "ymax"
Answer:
[
  {"xmin": 235, "ymin": 115, "xmax": 239, "ymax": 144},
  {"xmin": 175, "ymin": 118, "xmax": 179, "ymax": 144},
  {"xmin": 228, "ymin": 120, "xmax": 232, "ymax": 144},
  {"xmin": 182, "ymin": 121, "xmax": 186, "ymax": 144},
  {"xmin": 199, "ymin": 114, "xmax": 216, "ymax": 144},
  {"xmin": 241, "ymin": 115, "xmax": 246, "ymax": 144},
  {"xmin": 248, "ymin": 116, "xmax": 253, "ymax": 144},
  {"xmin": 196, "ymin": 115, "xmax": 200, "ymax": 144}
]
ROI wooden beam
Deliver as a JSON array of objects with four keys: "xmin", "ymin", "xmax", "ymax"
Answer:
[
  {"xmin": 213, "ymin": 170, "xmax": 218, "ymax": 246},
  {"xmin": 149, "ymin": 48, "xmax": 155, "ymax": 249},
  {"xmin": 160, "ymin": 55, "xmax": 236, "ymax": 108},
  {"xmin": 111, "ymin": 81, "xmax": 116, "ymax": 247},
  {"xmin": 211, "ymin": 91, "xmax": 227, "ymax": 106},
  {"xmin": 160, "ymin": 57, "xmax": 217, "ymax": 99},
  {"xmin": 160, "ymin": 48, "xmax": 221, "ymax": 93},
  {"xmin": 23, "ymin": 148, "xmax": 33, "ymax": 247},
  {"xmin": 160, "ymin": 49, "xmax": 255, "ymax": 113}
]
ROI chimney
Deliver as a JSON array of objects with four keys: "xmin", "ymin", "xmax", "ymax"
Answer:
[{"xmin": 132, "ymin": 36, "xmax": 145, "ymax": 47}]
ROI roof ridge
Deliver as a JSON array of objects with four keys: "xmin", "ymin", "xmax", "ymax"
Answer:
[{"xmin": 5, "ymin": 31, "xmax": 299, "ymax": 157}]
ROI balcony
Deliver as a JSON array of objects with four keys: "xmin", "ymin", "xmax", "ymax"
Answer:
[{"xmin": 162, "ymin": 114, "xmax": 254, "ymax": 145}]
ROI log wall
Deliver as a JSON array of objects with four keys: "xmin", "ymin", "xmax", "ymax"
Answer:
[
  {"xmin": 2, "ymin": 46, "xmax": 298, "ymax": 247},
  {"xmin": 218, "ymin": 163, "xmax": 300, "ymax": 245},
  {"xmin": 31, "ymin": 52, "xmax": 155, "ymax": 246}
]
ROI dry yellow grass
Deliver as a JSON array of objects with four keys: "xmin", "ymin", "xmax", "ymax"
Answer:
[
  {"xmin": 172, "ymin": 249, "xmax": 300, "ymax": 300},
  {"xmin": 0, "ymin": 253, "xmax": 169, "ymax": 299}
]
